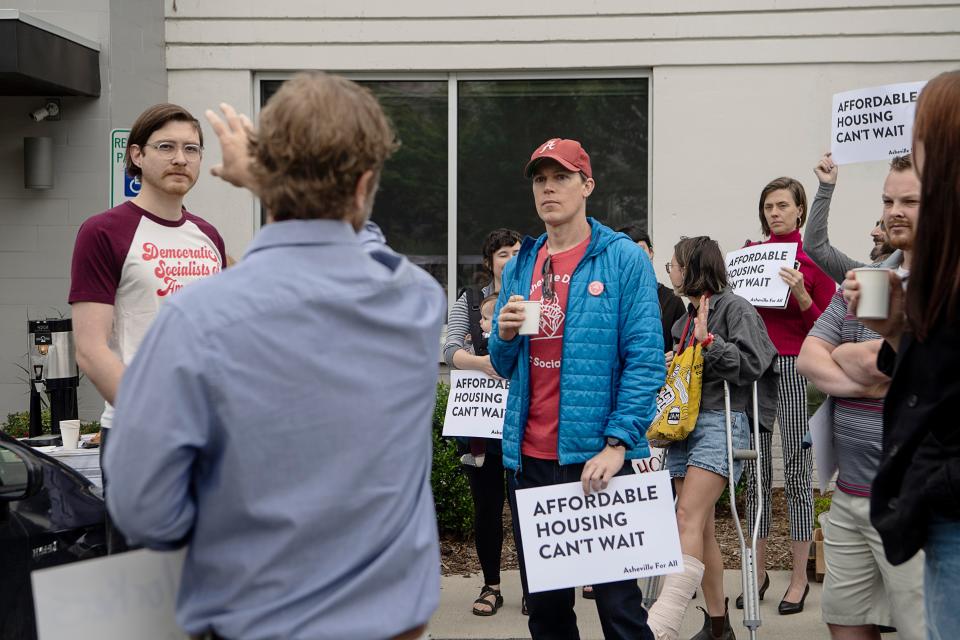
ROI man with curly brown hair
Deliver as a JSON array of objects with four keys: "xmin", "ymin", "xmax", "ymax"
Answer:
[{"xmin": 104, "ymin": 73, "xmax": 445, "ymax": 640}]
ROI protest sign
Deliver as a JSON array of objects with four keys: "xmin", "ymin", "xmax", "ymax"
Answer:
[
  {"xmin": 442, "ymin": 370, "xmax": 508, "ymax": 439},
  {"xmin": 830, "ymin": 81, "xmax": 926, "ymax": 165},
  {"xmin": 632, "ymin": 446, "xmax": 666, "ymax": 474},
  {"xmin": 32, "ymin": 548, "xmax": 187, "ymax": 640},
  {"xmin": 514, "ymin": 471, "xmax": 682, "ymax": 593},
  {"xmin": 726, "ymin": 243, "xmax": 797, "ymax": 308}
]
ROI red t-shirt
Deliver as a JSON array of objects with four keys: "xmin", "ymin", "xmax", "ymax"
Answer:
[{"xmin": 522, "ymin": 235, "xmax": 591, "ymax": 459}]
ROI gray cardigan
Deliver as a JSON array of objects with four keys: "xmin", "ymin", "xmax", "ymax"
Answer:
[
  {"xmin": 671, "ymin": 290, "xmax": 779, "ymax": 425},
  {"xmin": 803, "ymin": 182, "xmax": 903, "ymax": 284}
]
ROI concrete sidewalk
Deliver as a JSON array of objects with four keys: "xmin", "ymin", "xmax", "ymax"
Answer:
[{"xmin": 429, "ymin": 569, "xmax": 898, "ymax": 639}]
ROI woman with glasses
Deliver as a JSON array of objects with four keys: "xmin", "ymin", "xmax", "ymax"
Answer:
[
  {"xmin": 443, "ymin": 228, "xmax": 522, "ymax": 617},
  {"xmin": 647, "ymin": 236, "xmax": 778, "ymax": 640},
  {"xmin": 740, "ymin": 177, "xmax": 836, "ymax": 615}
]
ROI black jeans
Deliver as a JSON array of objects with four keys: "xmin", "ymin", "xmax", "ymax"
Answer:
[
  {"xmin": 462, "ymin": 450, "xmax": 506, "ymax": 586},
  {"xmin": 507, "ymin": 455, "xmax": 653, "ymax": 640},
  {"xmin": 99, "ymin": 428, "xmax": 128, "ymax": 554}
]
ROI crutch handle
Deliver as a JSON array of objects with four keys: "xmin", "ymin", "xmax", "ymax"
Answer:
[{"xmin": 733, "ymin": 449, "xmax": 758, "ymax": 461}]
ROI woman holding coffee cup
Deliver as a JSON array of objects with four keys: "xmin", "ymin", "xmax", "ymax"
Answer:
[
  {"xmin": 740, "ymin": 177, "xmax": 836, "ymax": 614},
  {"xmin": 442, "ymin": 227, "xmax": 521, "ymax": 617},
  {"xmin": 844, "ymin": 70, "xmax": 960, "ymax": 639}
]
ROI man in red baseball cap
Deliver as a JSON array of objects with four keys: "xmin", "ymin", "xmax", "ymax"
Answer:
[{"xmin": 490, "ymin": 139, "xmax": 665, "ymax": 639}]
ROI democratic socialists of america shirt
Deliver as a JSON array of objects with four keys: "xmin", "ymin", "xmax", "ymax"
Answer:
[
  {"xmin": 522, "ymin": 234, "xmax": 590, "ymax": 460},
  {"xmin": 68, "ymin": 201, "xmax": 225, "ymax": 428}
]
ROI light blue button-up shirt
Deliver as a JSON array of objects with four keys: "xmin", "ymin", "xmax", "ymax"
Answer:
[{"xmin": 106, "ymin": 219, "xmax": 445, "ymax": 640}]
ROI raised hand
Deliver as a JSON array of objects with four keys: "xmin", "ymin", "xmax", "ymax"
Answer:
[
  {"xmin": 814, "ymin": 152, "xmax": 838, "ymax": 185},
  {"xmin": 204, "ymin": 103, "xmax": 258, "ymax": 192}
]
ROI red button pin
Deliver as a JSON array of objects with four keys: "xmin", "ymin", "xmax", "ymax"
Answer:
[{"xmin": 588, "ymin": 281, "xmax": 604, "ymax": 296}]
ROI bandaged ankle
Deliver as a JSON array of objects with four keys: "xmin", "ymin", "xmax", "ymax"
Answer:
[{"xmin": 646, "ymin": 554, "xmax": 705, "ymax": 640}]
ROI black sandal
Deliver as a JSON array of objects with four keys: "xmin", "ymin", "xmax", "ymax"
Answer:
[{"xmin": 472, "ymin": 585, "xmax": 503, "ymax": 617}]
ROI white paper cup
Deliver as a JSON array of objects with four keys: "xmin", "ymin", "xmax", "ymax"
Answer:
[
  {"xmin": 853, "ymin": 267, "xmax": 892, "ymax": 319},
  {"xmin": 518, "ymin": 300, "xmax": 542, "ymax": 336},
  {"xmin": 59, "ymin": 420, "xmax": 81, "ymax": 449}
]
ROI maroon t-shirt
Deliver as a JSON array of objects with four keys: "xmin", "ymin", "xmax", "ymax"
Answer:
[{"xmin": 69, "ymin": 201, "xmax": 225, "ymax": 426}]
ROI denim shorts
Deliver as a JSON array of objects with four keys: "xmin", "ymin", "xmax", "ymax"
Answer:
[{"xmin": 664, "ymin": 409, "xmax": 750, "ymax": 482}]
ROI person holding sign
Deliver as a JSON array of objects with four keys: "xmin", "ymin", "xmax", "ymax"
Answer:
[
  {"xmin": 442, "ymin": 227, "xmax": 522, "ymax": 617},
  {"xmin": 490, "ymin": 138, "xmax": 664, "ymax": 640},
  {"xmin": 804, "ymin": 152, "xmax": 903, "ymax": 284},
  {"xmin": 844, "ymin": 69, "xmax": 960, "ymax": 640},
  {"xmin": 646, "ymin": 237, "xmax": 778, "ymax": 640},
  {"xmin": 741, "ymin": 177, "xmax": 835, "ymax": 615}
]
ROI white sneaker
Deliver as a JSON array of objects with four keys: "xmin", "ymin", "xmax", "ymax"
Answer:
[{"xmin": 460, "ymin": 453, "xmax": 486, "ymax": 467}]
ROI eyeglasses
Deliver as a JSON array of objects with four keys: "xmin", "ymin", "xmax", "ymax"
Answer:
[
  {"xmin": 542, "ymin": 255, "xmax": 556, "ymax": 301},
  {"xmin": 143, "ymin": 141, "xmax": 203, "ymax": 161}
]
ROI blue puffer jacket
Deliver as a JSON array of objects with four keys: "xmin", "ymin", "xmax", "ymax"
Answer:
[{"xmin": 489, "ymin": 218, "xmax": 665, "ymax": 471}]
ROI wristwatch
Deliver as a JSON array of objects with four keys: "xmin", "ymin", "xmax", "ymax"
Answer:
[{"xmin": 606, "ymin": 437, "xmax": 626, "ymax": 449}]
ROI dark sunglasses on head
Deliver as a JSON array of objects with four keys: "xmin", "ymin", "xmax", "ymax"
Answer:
[{"xmin": 542, "ymin": 255, "xmax": 556, "ymax": 301}]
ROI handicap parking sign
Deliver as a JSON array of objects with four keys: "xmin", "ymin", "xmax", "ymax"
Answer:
[{"xmin": 124, "ymin": 174, "xmax": 141, "ymax": 197}]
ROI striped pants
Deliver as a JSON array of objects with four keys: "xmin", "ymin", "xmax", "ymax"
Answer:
[{"xmin": 745, "ymin": 355, "xmax": 814, "ymax": 541}]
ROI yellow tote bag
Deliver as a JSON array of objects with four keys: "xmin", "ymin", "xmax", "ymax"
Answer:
[{"xmin": 647, "ymin": 316, "xmax": 704, "ymax": 448}]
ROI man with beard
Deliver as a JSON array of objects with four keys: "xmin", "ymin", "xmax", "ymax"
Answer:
[
  {"xmin": 69, "ymin": 104, "xmax": 226, "ymax": 551},
  {"xmin": 804, "ymin": 152, "xmax": 905, "ymax": 284},
  {"xmin": 869, "ymin": 219, "xmax": 895, "ymax": 263},
  {"xmin": 796, "ymin": 154, "xmax": 924, "ymax": 639}
]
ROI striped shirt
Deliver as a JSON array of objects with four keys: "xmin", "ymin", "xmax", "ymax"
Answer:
[
  {"xmin": 443, "ymin": 283, "xmax": 493, "ymax": 366},
  {"xmin": 808, "ymin": 291, "xmax": 885, "ymax": 497}
]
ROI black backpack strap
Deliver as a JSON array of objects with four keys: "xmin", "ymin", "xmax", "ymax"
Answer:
[{"xmin": 463, "ymin": 285, "xmax": 487, "ymax": 356}]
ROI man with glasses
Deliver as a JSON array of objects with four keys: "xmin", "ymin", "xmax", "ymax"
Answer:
[
  {"xmin": 490, "ymin": 138, "xmax": 664, "ymax": 639},
  {"xmin": 69, "ymin": 103, "xmax": 225, "ymax": 551}
]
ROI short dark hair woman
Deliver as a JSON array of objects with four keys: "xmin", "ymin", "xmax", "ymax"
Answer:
[
  {"xmin": 442, "ymin": 227, "xmax": 521, "ymax": 617},
  {"xmin": 846, "ymin": 69, "xmax": 960, "ymax": 640},
  {"xmin": 646, "ymin": 236, "xmax": 778, "ymax": 639}
]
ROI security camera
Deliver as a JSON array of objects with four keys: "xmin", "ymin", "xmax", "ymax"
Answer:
[{"xmin": 29, "ymin": 102, "xmax": 60, "ymax": 122}]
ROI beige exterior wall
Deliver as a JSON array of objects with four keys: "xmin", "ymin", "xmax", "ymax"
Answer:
[
  {"xmin": 161, "ymin": 0, "xmax": 959, "ymax": 486},
  {"xmin": 0, "ymin": 0, "xmax": 167, "ymax": 420},
  {"xmin": 165, "ymin": 0, "xmax": 960, "ymax": 282}
]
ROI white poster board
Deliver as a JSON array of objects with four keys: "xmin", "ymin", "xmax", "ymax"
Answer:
[
  {"xmin": 830, "ymin": 81, "xmax": 926, "ymax": 165},
  {"xmin": 726, "ymin": 243, "xmax": 797, "ymax": 308},
  {"xmin": 809, "ymin": 397, "xmax": 838, "ymax": 494},
  {"xmin": 514, "ymin": 471, "xmax": 683, "ymax": 593},
  {"xmin": 32, "ymin": 548, "xmax": 187, "ymax": 640},
  {"xmin": 631, "ymin": 446, "xmax": 666, "ymax": 474},
  {"xmin": 442, "ymin": 370, "xmax": 507, "ymax": 439}
]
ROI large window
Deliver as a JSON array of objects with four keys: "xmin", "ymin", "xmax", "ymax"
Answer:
[
  {"xmin": 456, "ymin": 78, "xmax": 648, "ymax": 290},
  {"xmin": 260, "ymin": 80, "xmax": 448, "ymax": 285},
  {"xmin": 258, "ymin": 73, "xmax": 649, "ymax": 306}
]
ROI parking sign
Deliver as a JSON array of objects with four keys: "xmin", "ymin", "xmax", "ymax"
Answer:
[{"xmin": 110, "ymin": 128, "xmax": 131, "ymax": 207}]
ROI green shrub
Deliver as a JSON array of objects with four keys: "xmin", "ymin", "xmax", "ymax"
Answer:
[
  {"xmin": 807, "ymin": 383, "xmax": 827, "ymax": 418},
  {"xmin": 431, "ymin": 382, "xmax": 475, "ymax": 538},
  {"xmin": 1, "ymin": 411, "xmax": 100, "ymax": 438},
  {"xmin": 2, "ymin": 410, "xmax": 49, "ymax": 438},
  {"xmin": 716, "ymin": 475, "xmax": 747, "ymax": 513},
  {"xmin": 814, "ymin": 492, "xmax": 833, "ymax": 528}
]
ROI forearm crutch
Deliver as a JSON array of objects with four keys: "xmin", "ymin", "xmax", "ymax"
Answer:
[{"xmin": 724, "ymin": 381, "xmax": 763, "ymax": 640}]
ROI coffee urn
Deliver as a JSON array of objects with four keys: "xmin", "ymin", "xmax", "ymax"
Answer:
[{"xmin": 27, "ymin": 319, "xmax": 79, "ymax": 437}]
